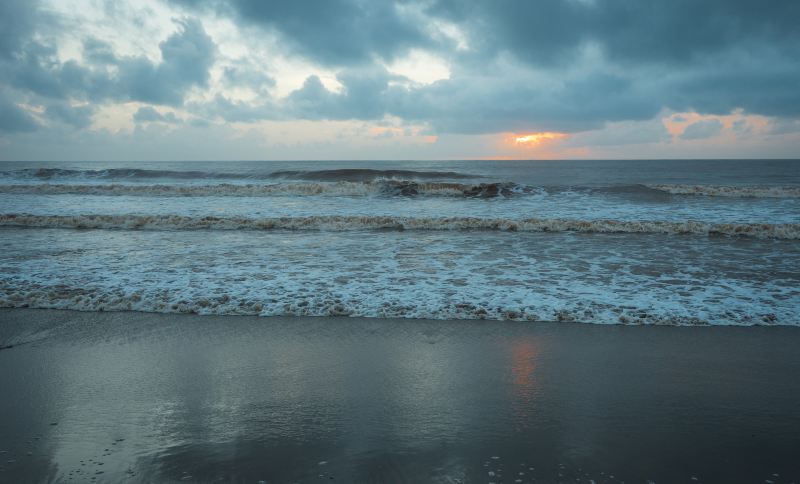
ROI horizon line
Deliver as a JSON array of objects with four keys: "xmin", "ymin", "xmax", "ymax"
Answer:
[{"xmin": 1, "ymin": 158, "xmax": 799, "ymax": 163}]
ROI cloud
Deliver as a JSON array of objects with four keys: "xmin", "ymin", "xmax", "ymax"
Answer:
[
  {"xmin": 175, "ymin": 0, "xmax": 800, "ymax": 71},
  {"xmin": 429, "ymin": 0, "xmax": 800, "ymax": 66},
  {"xmin": 222, "ymin": 63, "xmax": 275, "ymax": 91},
  {"xmin": 169, "ymin": 0, "xmax": 800, "ymax": 134},
  {"xmin": 105, "ymin": 18, "xmax": 217, "ymax": 106},
  {"xmin": 731, "ymin": 119, "xmax": 752, "ymax": 137},
  {"xmin": 272, "ymin": 64, "xmax": 660, "ymax": 134},
  {"xmin": 285, "ymin": 67, "xmax": 400, "ymax": 121},
  {"xmin": 82, "ymin": 37, "xmax": 117, "ymax": 65},
  {"xmin": 190, "ymin": 94, "xmax": 277, "ymax": 123},
  {"xmin": 45, "ymin": 103, "xmax": 95, "ymax": 129},
  {"xmin": 0, "ymin": 0, "xmax": 39, "ymax": 59},
  {"xmin": 0, "ymin": 91, "xmax": 38, "ymax": 133},
  {"xmin": 133, "ymin": 106, "xmax": 181, "ymax": 124},
  {"xmin": 2, "ymin": 13, "xmax": 216, "ymax": 108},
  {"xmin": 172, "ymin": 0, "xmax": 434, "ymax": 66},
  {"xmin": 563, "ymin": 118, "xmax": 672, "ymax": 147},
  {"xmin": 664, "ymin": 47, "xmax": 800, "ymax": 118},
  {"xmin": 680, "ymin": 119, "xmax": 723, "ymax": 140},
  {"xmin": 1, "ymin": 0, "xmax": 800, "ymax": 158},
  {"xmin": 767, "ymin": 118, "xmax": 800, "ymax": 135}
]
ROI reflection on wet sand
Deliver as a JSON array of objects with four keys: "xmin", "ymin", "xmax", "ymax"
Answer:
[
  {"xmin": 510, "ymin": 340, "xmax": 540, "ymax": 429},
  {"xmin": 1, "ymin": 310, "xmax": 799, "ymax": 483}
]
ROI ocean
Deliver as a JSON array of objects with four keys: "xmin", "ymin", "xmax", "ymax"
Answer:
[{"xmin": 0, "ymin": 159, "xmax": 798, "ymax": 325}]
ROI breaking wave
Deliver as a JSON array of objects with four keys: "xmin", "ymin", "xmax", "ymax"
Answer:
[
  {"xmin": 5, "ymin": 179, "xmax": 799, "ymax": 201},
  {"xmin": 1, "ymin": 214, "xmax": 796, "ymax": 239},
  {"xmin": 647, "ymin": 184, "xmax": 800, "ymax": 198},
  {"xmin": 0, "ymin": 167, "xmax": 480, "ymax": 182},
  {"xmin": 265, "ymin": 168, "xmax": 479, "ymax": 181},
  {"xmin": 0, "ymin": 281, "xmax": 786, "ymax": 326},
  {"xmin": 1, "ymin": 168, "xmax": 256, "ymax": 181},
  {"xmin": 0, "ymin": 181, "xmax": 529, "ymax": 198}
]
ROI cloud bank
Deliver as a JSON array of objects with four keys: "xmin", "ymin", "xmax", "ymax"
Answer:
[{"xmin": 0, "ymin": 0, "xmax": 799, "ymax": 159}]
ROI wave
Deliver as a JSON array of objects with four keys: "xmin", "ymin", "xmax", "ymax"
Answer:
[
  {"xmin": 1, "ymin": 168, "xmax": 258, "ymax": 181},
  {"xmin": 592, "ymin": 184, "xmax": 674, "ymax": 197},
  {"xmin": 5, "ymin": 179, "xmax": 798, "ymax": 201},
  {"xmin": 647, "ymin": 184, "xmax": 800, "ymax": 198},
  {"xmin": 1, "ymin": 214, "xmax": 796, "ymax": 239},
  {"xmin": 0, "ymin": 181, "xmax": 528, "ymax": 198},
  {"xmin": 0, "ymin": 282, "xmax": 787, "ymax": 326},
  {"xmin": 266, "ymin": 168, "xmax": 479, "ymax": 181},
  {"xmin": 0, "ymin": 167, "xmax": 479, "ymax": 182}
]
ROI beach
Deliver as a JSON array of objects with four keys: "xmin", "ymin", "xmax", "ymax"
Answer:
[
  {"xmin": 1, "ymin": 308, "xmax": 799, "ymax": 483},
  {"xmin": 3, "ymin": 0, "xmax": 800, "ymax": 481}
]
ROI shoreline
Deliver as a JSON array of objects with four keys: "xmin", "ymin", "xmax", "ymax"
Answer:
[{"xmin": 0, "ymin": 304, "xmax": 794, "ymax": 327}]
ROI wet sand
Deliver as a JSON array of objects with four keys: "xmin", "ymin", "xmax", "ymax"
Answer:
[{"xmin": 0, "ymin": 309, "xmax": 799, "ymax": 483}]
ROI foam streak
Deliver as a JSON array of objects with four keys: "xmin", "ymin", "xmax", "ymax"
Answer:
[{"xmin": 1, "ymin": 214, "xmax": 796, "ymax": 238}]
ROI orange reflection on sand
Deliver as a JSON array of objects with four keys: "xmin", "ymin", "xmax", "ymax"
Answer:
[
  {"xmin": 511, "ymin": 340, "xmax": 539, "ymax": 414},
  {"xmin": 510, "ymin": 340, "xmax": 540, "ymax": 429},
  {"xmin": 512, "ymin": 340, "xmax": 538, "ymax": 392}
]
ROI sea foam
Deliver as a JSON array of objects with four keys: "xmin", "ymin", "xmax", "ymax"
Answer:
[
  {"xmin": 1, "ymin": 214, "xmax": 797, "ymax": 239},
  {"xmin": 0, "ymin": 181, "xmax": 525, "ymax": 198},
  {"xmin": 647, "ymin": 184, "xmax": 800, "ymax": 198}
]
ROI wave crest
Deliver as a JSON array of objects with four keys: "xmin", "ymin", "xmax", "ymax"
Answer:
[
  {"xmin": 647, "ymin": 184, "xmax": 800, "ymax": 198},
  {"xmin": 0, "ymin": 281, "xmax": 786, "ymax": 325},
  {"xmin": 1, "ymin": 214, "xmax": 796, "ymax": 239},
  {"xmin": 0, "ymin": 181, "xmax": 528, "ymax": 198},
  {"xmin": 266, "ymin": 168, "xmax": 478, "ymax": 181},
  {"xmin": 0, "ymin": 167, "xmax": 479, "ymax": 182}
]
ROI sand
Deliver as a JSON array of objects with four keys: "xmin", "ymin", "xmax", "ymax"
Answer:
[{"xmin": 1, "ymin": 308, "xmax": 799, "ymax": 483}]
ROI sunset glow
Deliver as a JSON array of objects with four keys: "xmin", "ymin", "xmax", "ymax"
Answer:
[{"xmin": 514, "ymin": 132, "xmax": 567, "ymax": 145}]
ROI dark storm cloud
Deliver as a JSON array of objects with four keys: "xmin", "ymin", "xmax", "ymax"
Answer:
[
  {"xmin": 427, "ymin": 0, "xmax": 800, "ymax": 66},
  {"xmin": 374, "ymin": 71, "xmax": 645, "ymax": 134},
  {"xmin": 112, "ymin": 19, "xmax": 217, "ymax": 105},
  {"xmin": 172, "ymin": 0, "xmax": 434, "ymax": 66},
  {"xmin": 2, "ymin": 0, "xmax": 800, "ymax": 137},
  {"xmin": 175, "ymin": 0, "xmax": 800, "ymax": 69},
  {"xmin": 174, "ymin": 0, "xmax": 800, "ymax": 132},
  {"xmin": 665, "ymin": 49, "xmax": 800, "ymax": 118},
  {"xmin": 285, "ymin": 76, "xmax": 341, "ymax": 119},
  {"xmin": 0, "ymin": 0, "xmax": 39, "ymax": 59},
  {"xmin": 286, "ymin": 67, "xmax": 400, "ymax": 121},
  {"xmin": 204, "ymin": 66, "xmax": 400, "ymax": 123},
  {"xmin": 275, "ymin": 67, "xmax": 659, "ymax": 134}
]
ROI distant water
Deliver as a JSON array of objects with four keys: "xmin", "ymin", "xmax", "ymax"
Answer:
[{"xmin": 1, "ymin": 159, "xmax": 798, "ymax": 325}]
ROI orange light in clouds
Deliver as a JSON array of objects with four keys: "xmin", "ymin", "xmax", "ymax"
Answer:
[{"xmin": 514, "ymin": 132, "xmax": 566, "ymax": 145}]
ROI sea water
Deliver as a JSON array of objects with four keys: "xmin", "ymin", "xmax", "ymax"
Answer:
[{"xmin": 0, "ymin": 159, "xmax": 798, "ymax": 325}]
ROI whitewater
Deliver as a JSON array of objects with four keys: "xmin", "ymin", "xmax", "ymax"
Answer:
[{"xmin": 1, "ymin": 159, "xmax": 798, "ymax": 325}]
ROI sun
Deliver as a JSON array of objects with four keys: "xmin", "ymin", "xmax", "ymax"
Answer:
[{"xmin": 514, "ymin": 132, "xmax": 567, "ymax": 145}]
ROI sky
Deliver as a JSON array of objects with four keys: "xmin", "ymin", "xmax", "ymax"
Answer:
[{"xmin": 1, "ymin": 0, "xmax": 799, "ymax": 161}]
